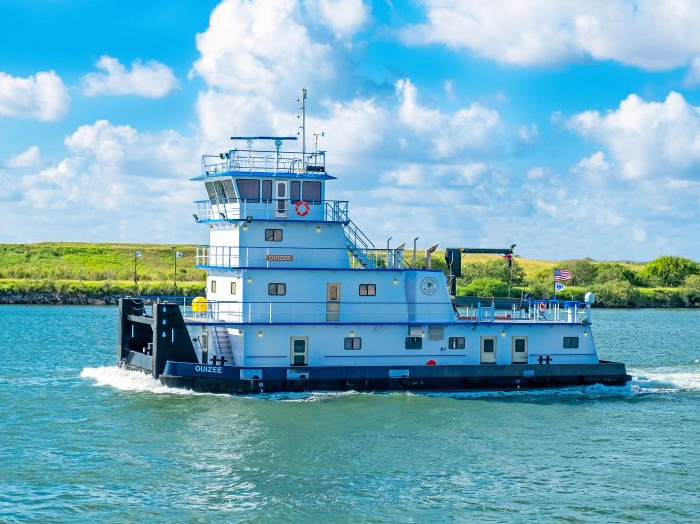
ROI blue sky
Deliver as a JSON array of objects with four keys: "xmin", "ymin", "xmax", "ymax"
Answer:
[{"xmin": 2, "ymin": 0, "xmax": 700, "ymax": 261}]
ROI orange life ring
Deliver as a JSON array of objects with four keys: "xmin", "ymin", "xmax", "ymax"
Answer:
[
  {"xmin": 295, "ymin": 200, "xmax": 310, "ymax": 216},
  {"xmin": 539, "ymin": 302, "xmax": 547, "ymax": 310}
]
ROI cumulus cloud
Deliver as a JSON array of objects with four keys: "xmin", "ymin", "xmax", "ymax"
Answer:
[
  {"xmin": 568, "ymin": 91, "xmax": 700, "ymax": 179},
  {"xmin": 191, "ymin": 0, "xmax": 332, "ymax": 96},
  {"xmin": 310, "ymin": 0, "xmax": 370, "ymax": 39},
  {"xmin": 0, "ymin": 121, "xmax": 200, "ymax": 242},
  {"xmin": 5, "ymin": 146, "xmax": 42, "ymax": 169},
  {"xmin": 0, "ymin": 70, "xmax": 69, "ymax": 121},
  {"xmin": 82, "ymin": 56, "xmax": 178, "ymax": 98},
  {"xmin": 572, "ymin": 151, "xmax": 609, "ymax": 175},
  {"xmin": 396, "ymin": 78, "xmax": 500, "ymax": 158},
  {"xmin": 403, "ymin": 0, "xmax": 700, "ymax": 71}
]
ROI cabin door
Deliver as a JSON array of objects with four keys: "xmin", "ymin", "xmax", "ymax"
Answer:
[
  {"xmin": 275, "ymin": 181, "xmax": 288, "ymax": 218},
  {"xmin": 512, "ymin": 336, "xmax": 528, "ymax": 364},
  {"xmin": 480, "ymin": 336, "xmax": 497, "ymax": 364},
  {"xmin": 326, "ymin": 283, "xmax": 340, "ymax": 321},
  {"xmin": 290, "ymin": 337, "xmax": 308, "ymax": 366}
]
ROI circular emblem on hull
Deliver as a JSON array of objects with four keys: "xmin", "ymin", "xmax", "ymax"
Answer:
[{"xmin": 420, "ymin": 276, "xmax": 438, "ymax": 295}]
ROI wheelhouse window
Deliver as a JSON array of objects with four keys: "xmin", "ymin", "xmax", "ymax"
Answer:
[
  {"xmin": 205, "ymin": 180, "xmax": 235, "ymax": 203},
  {"xmin": 290, "ymin": 181, "xmax": 301, "ymax": 203},
  {"xmin": 210, "ymin": 280, "xmax": 217, "ymax": 293},
  {"xmin": 230, "ymin": 281, "xmax": 237, "ymax": 295},
  {"xmin": 265, "ymin": 228, "xmax": 283, "ymax": 241},
  {"xmin": 359, "ymin": 284, "xmax": 376, "ymax": 296},
  {"xmin": 405, "ymin": 336, "xmax": 422, "ymax": 350},
  {"xmin": 448, "ymin": 337, "xmax": 465, "ymax": 349},
  {"xmin": 344, "ymin": 337, "xmax": 362, "ymax": 350},
  {"xmin": 262, "ymin": 180, "xmax": 272, "ymax": 203},
  {"xmin": 268, "ymin": 283, "xmax": 286, "ymax": 296},
  {"xmin": 563, "ymin": 336, "xmax": 579, "ymax": 349},
  {"xmin": 236, "ymin": 179, "xmax": 260, "ymax": 203},
  {"xmin": 302, "ymin": 181, "xmax": 322, "ymax": 204}
]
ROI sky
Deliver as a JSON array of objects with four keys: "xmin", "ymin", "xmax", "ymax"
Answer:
[{"xmin": 2, "ymin": 0, "xmax": 700, "ymax": 261}]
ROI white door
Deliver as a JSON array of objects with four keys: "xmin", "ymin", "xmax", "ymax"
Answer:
[
  {"xmin": 290, "ymin": 337, "xmax": 308, "ymax": 366},
  {"xmin": 512, "ymin": 336, "xmax": 528, "ymax": 364},
  {"xmin": 275, "ymin": 181, "xmax": 288, "ymax": 218},
  {"xmin": 480, "ymin": 336, "xmax": 497, "ymax": 364}
]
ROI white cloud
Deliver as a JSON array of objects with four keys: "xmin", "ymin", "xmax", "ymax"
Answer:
[
  {"xmin": 5, "ymin": 146, "xmax": 42, "ymax": 169},
  {"xmin": 572, "ymin": 151, "xmax": 609, "ymax": 175},
  {"xmin": 396, "ymin": 78, "xmax": 500, "ymax": 158},
  {"xmin": 311, "ymin": 0, "xmax": 370, "ymax": 39},
  {"xmin": 191, "ymin": 0, "xmax": 332, "ymax": 96},
  {"xmin": 526, "ymin": 166, "xmax": 546, "ymax": 180},
  {"xmin": 0, "ymin": 70, "xmax": 69, "ymax": 121},
  {"xmin": 0, "ymin": 120, "xmax": 200, "ymax": 242},
  {"xmin": 82, "ymin": 56, "xmax": 178, "ymax": 99},
  {"xmin": 403, "ymin": 0, "xmax": 700, "ymax": 70},
  {"xmin": 568, "ymin": 92, "xmax": 700, "ymax": 179}
]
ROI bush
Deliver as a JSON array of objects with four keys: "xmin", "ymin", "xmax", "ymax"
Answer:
[
  {"xmin": 458, "ymin": 278, "xmax": 510, "ymax": 297},
  {"xmin": 560, "ymin": 258, "xmax": 598, "ymax": 286},
  {"xmin": 643, "ymin": 256, "xmax": 700, "ymax": 287},
  {"xmin": 461, "ymin": 259, "xmax": 525, "ymax": 285},
  {"xmin": 594, "ymin": 263, "xmax": 637, "ymax": 284},
  {"xmin": 591, "ymin": 280, "xmax": 640, "ymax": 307}
]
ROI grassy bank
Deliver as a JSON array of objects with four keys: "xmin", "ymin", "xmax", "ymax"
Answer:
[{"xmin": 1, "ymin": 243, "xmax": 698, "ymax": 307}]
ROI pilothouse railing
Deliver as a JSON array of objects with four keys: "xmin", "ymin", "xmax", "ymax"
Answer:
[{"xmin": 202, "ymin": 149, "xmax": 326, "ymax": 175}]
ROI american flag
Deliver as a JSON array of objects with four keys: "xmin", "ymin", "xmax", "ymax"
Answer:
[{"xmin": 554, "ymin": 268, "xmax": 572, "ymax": 281}]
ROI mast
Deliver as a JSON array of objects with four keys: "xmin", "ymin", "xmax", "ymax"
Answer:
[{"xmin": 298, "ymin": 87, "xmax": 307, "ymax": 158}]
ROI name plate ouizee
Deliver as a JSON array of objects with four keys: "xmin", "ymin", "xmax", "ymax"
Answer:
[{"xmin": 266, "ymin": 254, "xmax": 294, "ymax": 261}]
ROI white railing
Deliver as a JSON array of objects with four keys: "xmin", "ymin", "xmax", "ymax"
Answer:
[
  {"xmin": 202, "ymin": 149, "xmax": 325, "ymax": 175},
  {"xmin": 194, "ymin": 198, "xmax": 347, "ymax": 223},
  {"xmin": 456, "ymin": 299, "xmax": 591, "ymax": 324}
]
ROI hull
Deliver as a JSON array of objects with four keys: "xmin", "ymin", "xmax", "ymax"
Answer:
[{"xmin": 152, "ymin": 361, "xmax": 631, "ymax": 394}]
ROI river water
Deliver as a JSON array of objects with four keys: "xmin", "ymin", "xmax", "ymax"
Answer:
[{"xmin": 1, "ymin": 306, "xmax": 699, "ymax": 523}]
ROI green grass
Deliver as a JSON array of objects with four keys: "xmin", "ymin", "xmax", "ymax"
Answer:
[{"xmin": 0, "ymin": 243, "xmax": 206, "ymax": 282}]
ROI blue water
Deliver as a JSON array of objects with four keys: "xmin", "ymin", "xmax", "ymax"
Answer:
[{"xmin": 1, "ymin": 306, "xmax": 700, "ymax": 523}]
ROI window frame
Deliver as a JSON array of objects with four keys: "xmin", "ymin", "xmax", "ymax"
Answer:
[
  {"xmin": 265, "ymin": 228, "xmax": 283, "ymax": 242},
  {"xmin": 290, "ymin": 180, "xmax": 301, "ymax": 203},
  {"xmin": 344, "ymin": 337, "xmax": 362, "ymax": 350},
  {"xmin": 261, "ymin": 180, "xmax": 273, "ymax": 203},
  {"xmin": 405, "ymin": 336, "xmax": 423, "ymax": 350},
  {"xmin": 563, "ymin": 336, "xmax": 580, "ymax": 349},
  {"xmin": 359, "ymin": 283, "xmax": 376, "ymax": 296},
  {"xmin": 210, "ymin": 280, "xmax": 217, "ymax": 293},
  {"xmin": 428, "ymin": 325, "xmax": 444, "ymax": 340},
  {"xmin": 230, "ymin": 281, "xmax": 237, "ymax": 295},
  {"xmin": 302, "ymin": 180, "xmax": 322, "ymax": 204},
  {"xmin": 448, "ymin": 336, "xmax": 465, "ymax": 349},
  {"xmin": 236, "ymin": 179, "xmax": 260, "ymax": 203},
  {"xmin": 267, "ymin": 283, "xmax": 287, "ymax": 296}
]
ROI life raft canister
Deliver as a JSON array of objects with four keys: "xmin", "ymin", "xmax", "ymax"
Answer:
[
  {"xmin": 192, "ymin": 296, "xmax": 207, "ymax": 313},
  {"xmin": 295, "ymin": 200, "xmax": 310, "ymax": 216}
]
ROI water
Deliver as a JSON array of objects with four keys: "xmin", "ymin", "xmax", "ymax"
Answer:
[{"xmin": 1, "ymin": 306, "xmax": 700, "ymax": 523}]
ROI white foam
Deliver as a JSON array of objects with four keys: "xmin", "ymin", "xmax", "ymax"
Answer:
[
  {"xmin": 631, "ymin": 368, "xmax": 700, "ymax": 392},
  {"xmin": 80, "ymin": 366, "xmax": 204, "ymax": 396}
]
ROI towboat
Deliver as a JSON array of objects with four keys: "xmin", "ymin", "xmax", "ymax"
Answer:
[{"xmin": 118, "ymin": 93, "xmax": 631, "ymax": 394}]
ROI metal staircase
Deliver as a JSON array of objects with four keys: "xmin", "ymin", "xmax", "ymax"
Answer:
[
  {"xmin": 343, "ymin": 218, "xmax": 375, "ymax": 268},
  {"xmin": 212, "ymin": 325, "xmax": 235, "ymax": 365}
]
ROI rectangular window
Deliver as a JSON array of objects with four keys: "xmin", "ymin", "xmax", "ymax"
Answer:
[
  {"xmin": 514, "ymin": 338, "xmax": 526, "ymax": 353},
  {"xmin": 428, "ymin": 325, "xmax": 444, "ymax": 340},
  {"xmin": 236, "ymin": 179, "xmax": 260, "ymax": 203},
  {"xmin": 222, "ymin": 179, "xmax": 236, "ymax": 201},
  {"xmin": 230, "ymin": 281, "xmax": 237, "ymax": 295},
  {"xmin": 448, "ymin": 337, "xmax": 465, "ymax": 349},
  {"xmin": 563, "ymin": 336, "xmax": 580, "ymax": 349},
  {"xmin": 405, "ymin": 336, "xmax": 423, "ymax": 350},
  {"xmin": 302, "ymin": 181, "xmax": 322, "ymax": 204},
  {"xmin": 268, "ymin": 283, "xmax": 286, "ymax": 296},
  {"xmin": 344, "ymin": 337, "xmax": 362, "ymax": 350},
  {"xmin": 261, "ymin": 180, "xmax": 272, "ymax": 203},
  {"xmin": 205, "ymin": 181, "xmax": 217, "ymax": 200},
  {"xmin": 359, "ymin": 284, "xmax": 376, "ymax": 296},
  {"xmin": 214, "ymin": 180, "xmax": 226, "ymax": 200},
  {"xmin": 290, "ymin": 181, "xmax": 301, "ymax": 203},
  {"xmin": 265, "ymin": 228, "xmax": 283, "ymax": 241},
  {"xmin": 210, "ymin": 280, "xmax": 216, "ymax": 293}
]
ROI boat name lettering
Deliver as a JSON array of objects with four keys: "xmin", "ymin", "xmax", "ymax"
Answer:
[
  {"xmin": 266, "ymin": 254, "xmax": 294, "ymax": 261},
  {"xmin": 194, "ymin": 365, "xmax": 223, "ymax": 374}
]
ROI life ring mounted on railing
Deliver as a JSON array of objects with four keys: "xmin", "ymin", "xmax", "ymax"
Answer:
[
  {"xmin": 295, "ymin": 200, "xmax": 310, "ymax": 216},
  {"xmin": 539, "ymin": 302, "xmax": 547, "ymax": 311}
]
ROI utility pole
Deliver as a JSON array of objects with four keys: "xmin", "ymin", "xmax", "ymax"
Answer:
[
  {"xmin": 133, "ymin": 250, "xmax": 142, "ymax": 295},
  {"xmin": 174, "ymin": 251, "xmax": 183, "ymax": 295}
]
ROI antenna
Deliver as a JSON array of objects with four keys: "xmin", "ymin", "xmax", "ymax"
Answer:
[{"xmin": 298, "ymin": 88, "xmax": 307, "ymax": 159}]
